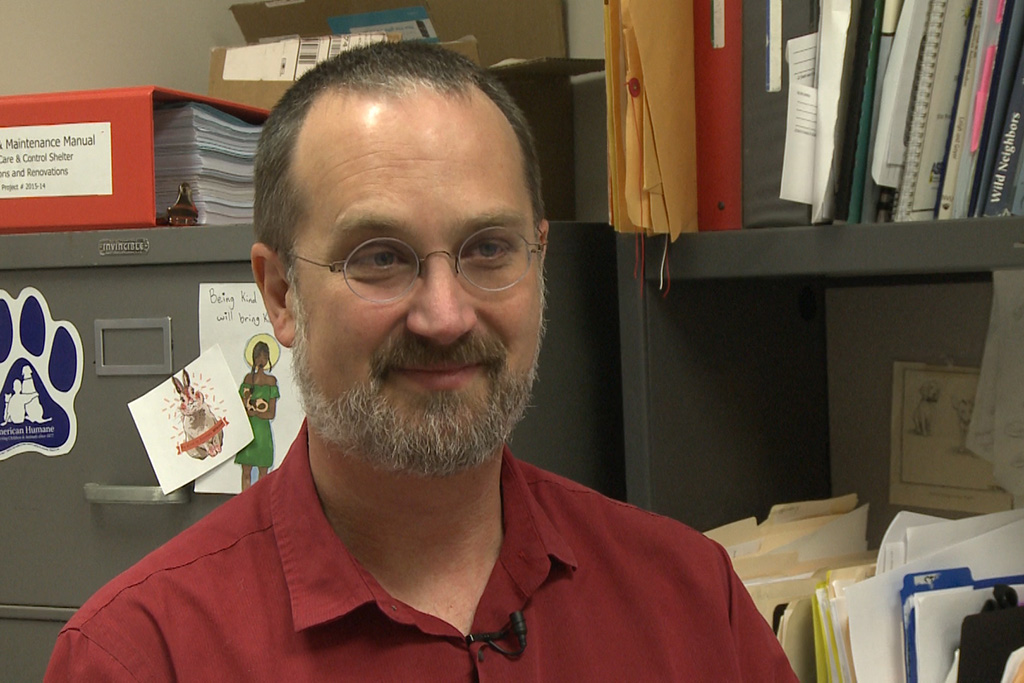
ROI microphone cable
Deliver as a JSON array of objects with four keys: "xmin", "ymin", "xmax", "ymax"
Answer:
[{"xmin": 465, "ymin": 610, "xmax": 527, "ymax": 658}]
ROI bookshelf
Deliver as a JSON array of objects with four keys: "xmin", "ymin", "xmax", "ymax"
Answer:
[
  {"xmin": 616, "ymin": 219, "xmax": 1012, "ymax": 545},
  {"xmin": 661, "ymin": 217, "xmax": 1024, "ymax": 279}
]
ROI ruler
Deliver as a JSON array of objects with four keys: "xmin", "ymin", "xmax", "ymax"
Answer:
[{"xmin": 895, "ymin": 0, "xmax": 948, "ymax": 221}]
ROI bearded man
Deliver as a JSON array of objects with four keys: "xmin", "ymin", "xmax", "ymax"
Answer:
[{"xmin": 46, "ymin": 41, "xmax": 796, "ymax": 682}]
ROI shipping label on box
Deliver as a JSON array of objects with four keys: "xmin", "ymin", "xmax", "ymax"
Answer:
[
  {"xmin": 209, "ymin": 35, "xmax": 479, "ymax": 112},
  {"xmin": 222, "ymin": 33, "xmax": 390, "ymax": 83},
  {"xmin": 0, "ymin": 122, "xmax": 113, "ymax": 199}
]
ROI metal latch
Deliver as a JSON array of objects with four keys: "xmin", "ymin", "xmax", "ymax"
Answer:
[{"xmin": 160, "ymin": 182, "xmax": 199, "ymax": 226}]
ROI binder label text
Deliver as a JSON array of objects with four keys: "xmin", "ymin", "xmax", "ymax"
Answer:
[{"xmin": 0, "ymin": 122, "xmax": 112, "ymax": 199}]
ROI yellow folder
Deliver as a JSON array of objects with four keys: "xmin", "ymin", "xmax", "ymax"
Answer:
[{"xmin": 604, "ymin": 0, "xmax": 698, "ymax": 238}]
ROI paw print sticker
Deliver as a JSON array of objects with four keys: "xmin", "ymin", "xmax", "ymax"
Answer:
[{"xmin": 0, "ymin": 287, "xmax": 83, "ymax": 460}]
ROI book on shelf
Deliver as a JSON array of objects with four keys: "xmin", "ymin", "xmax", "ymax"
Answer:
[
  {"xmin": 846, "ymin": 0, "xmax": 885, "ymax": 223},
  {"xmin": 970, "ymin": 0, "xmax": 1024, "ymax": 215},
  {"xmin": 1013, "ymin": 162, "xmax": 1024, "ymax": 213},
  {"xmin": 894, "ymin": 0, "xmax": 951, "ymax": 221},
  {"xmin": 870, "ymin": 0, "xmax": 931, "ymax": 190},
  {"xmin": 740, "ymin": 0, "xmax": 815, "ymax": 228},
  {"xmin": 982, "ymin": 17, "xmax": 1024, "ymax": 214},
  {"xmin": 894, "ymin": 0, "xmax": 972, "ymax": 222},
  {"xmin": 835, "ymin": 0, "xmax": 885, "ymax": 221},
  {"xmin": 948, "ymin": 0, "xmax": 1011, "ymax": 217},
  {"xmin": 812, "ymin": 0, "xmax": 865, "ymax": 223},
  {"xmin": 858, "ymin": 0, "xmax": 902, "ymax": 222},
  {"xmin": 694, "ymin": 0, "xmax": 743, "ymax": 230},
  {"xmin": 936, "ymin": 0, "xmax": 986, "ymax": 218}
]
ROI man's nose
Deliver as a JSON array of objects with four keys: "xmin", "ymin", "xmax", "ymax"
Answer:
[{"xmin": 404, "ymin": 252, "xmax": 478, "ymax": 345}]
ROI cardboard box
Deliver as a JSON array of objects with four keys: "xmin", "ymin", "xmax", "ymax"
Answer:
[
  {"xmin": 228, "ymin": 0, "xmax": 567, "ymax": 68},
  {"xmin": 0, "ymin": 86, "xmax": 267, "ymax": 234},
  {"xmin": 209, "ymin": 34, "xmax": 480, "ymax": 112},
  {"xmin": 211, "ymin": 1, "xmax": 603, "ymax": 219},
  {"xmin": 491, "ymin": 58, "xmax": 605, "ymax": 220}
]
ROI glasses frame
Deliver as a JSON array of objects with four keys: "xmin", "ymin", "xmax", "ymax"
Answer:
[{"xmin": 292, "ymin": 226, "xmax": 546, "ymax": 304}]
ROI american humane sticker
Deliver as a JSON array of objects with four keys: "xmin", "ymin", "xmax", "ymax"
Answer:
[
  {"xmin": 128, "ymin": 344, "xmax": 252, "ymax": 494},
  {"xmin": 0, "ymin": 287, "xmax": 84, "ymax": 460}
]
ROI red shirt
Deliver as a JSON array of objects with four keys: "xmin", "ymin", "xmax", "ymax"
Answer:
[{"xmin": 46, "ymin": 422, "xmax": 797, "ymax": 681}]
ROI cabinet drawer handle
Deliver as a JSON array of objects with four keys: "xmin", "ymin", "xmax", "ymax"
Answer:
[
  {"xmin": 83, "ymin": 483, "xmax": 189, "ymax": 505},
  {"xmin": 94, "ymin": 317, "xmax": 173, "ymax": 376},
  {"xmin": 0, "ymin": 604, "xmax": 78, "ymax": 622}
]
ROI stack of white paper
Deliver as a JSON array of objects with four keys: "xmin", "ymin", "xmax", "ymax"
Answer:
[
  {"xmin": 847, "ymin": 508, "xmax": 1024, "ymax": 682},
  {"xmin": 152, "ymin": 103, "xmax": 262, "ymax": 225}
]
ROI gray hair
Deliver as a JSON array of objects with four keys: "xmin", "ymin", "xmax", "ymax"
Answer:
[{"xmin": 253, "ymin": 40, "xmax": 545, "ymax": 257}]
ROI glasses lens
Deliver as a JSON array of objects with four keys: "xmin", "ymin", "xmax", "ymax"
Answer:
[
  {"xmin": 344, "ymin": 238, "xmax": 419, "ymax": 302},
  {"xmin": 458, "ymin": 227, "xmax": 531, "ymax": 292}
]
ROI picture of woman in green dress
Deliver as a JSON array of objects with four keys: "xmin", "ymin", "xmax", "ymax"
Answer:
[{"xmin": 236, "ymin": 337, "xmax": 280, "ymax": 491}]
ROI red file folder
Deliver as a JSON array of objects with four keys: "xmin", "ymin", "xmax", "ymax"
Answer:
[
  {"xmin": 693, "ymin": 0, "xmax": 743, "ymax": 231},
  {"xmin": 0, "ymin": 86, "xmax": 267, "ymax": 234}
]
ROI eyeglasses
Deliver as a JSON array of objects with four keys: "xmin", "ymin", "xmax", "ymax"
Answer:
[{"xmin": 292, "ymin": 226, "xmax": 545, "ymax": 303}]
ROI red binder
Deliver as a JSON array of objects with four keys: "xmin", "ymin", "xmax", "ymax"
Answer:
[
  {"xmin": 0, "ymin": 86, "xmax": 267, "ymax": 234},
  {"xmin": 693, "ymin": 0, "xmax": 743, "ymax": 231}
]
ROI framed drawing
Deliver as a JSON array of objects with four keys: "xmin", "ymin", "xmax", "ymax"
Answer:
[{"xmin": 890, "ymin": 361, "xmax": 1013, "ymax": 514}]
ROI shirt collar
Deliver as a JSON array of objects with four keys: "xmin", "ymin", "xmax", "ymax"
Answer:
[
  {"xmin": 495, "ymin": 444, "xmax": 578, "ymax": 597},
  {"xmin": 271, "ymin": 421, "xmax": 577, "ymax": 632},
  {"xmin": 270, "ymin": 422, "xmax": 377, "ymax": 631}
]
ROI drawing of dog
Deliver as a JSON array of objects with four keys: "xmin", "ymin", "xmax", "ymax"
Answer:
[{"xmin": 912, "ymin": 379, "xmax": 941, "ymax": 436}]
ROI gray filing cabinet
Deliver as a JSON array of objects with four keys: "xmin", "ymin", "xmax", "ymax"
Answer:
[{"xmin": 0, "ymin": 221, "xmax": 624, "ymax": 681}]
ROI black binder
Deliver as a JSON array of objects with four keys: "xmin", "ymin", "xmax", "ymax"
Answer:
[{"xmin": 741, "ymin": 0, "xmax": 816, "ymax": 228}]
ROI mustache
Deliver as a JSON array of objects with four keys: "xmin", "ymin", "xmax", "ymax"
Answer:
[{"xmin": 370, "ymin": 333, "xmax": 508, "ymax": 380}]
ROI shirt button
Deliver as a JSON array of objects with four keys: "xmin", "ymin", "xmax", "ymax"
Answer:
[{"xmin": 627, "ymin": 78, "xmax": 641, "ymax": 97}]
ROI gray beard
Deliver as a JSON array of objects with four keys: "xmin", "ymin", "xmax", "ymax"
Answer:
[{"xmin": 289, "ymin": 293, "xmax": 541, "ymax": 478}]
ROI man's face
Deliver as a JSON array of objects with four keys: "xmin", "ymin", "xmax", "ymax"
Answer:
[{"xmin": 281, "ymin": 87, "xmax": 547, "ymax": 476}]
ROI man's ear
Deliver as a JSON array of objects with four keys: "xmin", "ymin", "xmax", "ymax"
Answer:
[
  {"xmin": 537, "ymin": 219, "xmax": 549, "ymax": 246},
  {"xmin": 251, "ymin": 243, "xmax": 296, "ymax": 347}
]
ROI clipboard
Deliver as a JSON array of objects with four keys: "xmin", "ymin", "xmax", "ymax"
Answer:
[{"xmin": 958, "ymin": 587, "xmax": 1024, "ymax": 683}]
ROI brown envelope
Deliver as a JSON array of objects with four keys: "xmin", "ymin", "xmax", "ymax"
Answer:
[{"xmin": 605, "ymin": 0, "xmax": 698, "ymax": 238}]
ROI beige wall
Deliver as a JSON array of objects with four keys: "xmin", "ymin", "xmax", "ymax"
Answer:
[
  {"xmin": 567, "ymin": 0, "xmax": 604, "ymax": 58},
  {"xmin": 0, "ymin": 0, "xmax": 243, "ymax": 96}
]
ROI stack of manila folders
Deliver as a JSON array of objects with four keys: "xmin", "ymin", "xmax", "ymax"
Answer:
[{"xmin": 705, "ymin": 496, "xmax": 1024, "ymax": 682}]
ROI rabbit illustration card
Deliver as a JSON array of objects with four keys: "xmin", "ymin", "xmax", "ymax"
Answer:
[
  {"xmin": 129, "ymin": 344, "xmax": 253, "ymax": 494},
  {"xmin": 193, "ymin": 283, "xmax": 304, "ymax": 495}
]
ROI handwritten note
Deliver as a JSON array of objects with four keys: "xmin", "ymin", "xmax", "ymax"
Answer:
[
  {"xmin": 196, "ymin": 283, "xmax": 304, "ymax": 494},
  {"xmin": 205, "ymin": 285, "xmax": 272, "ymax": 328}
]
